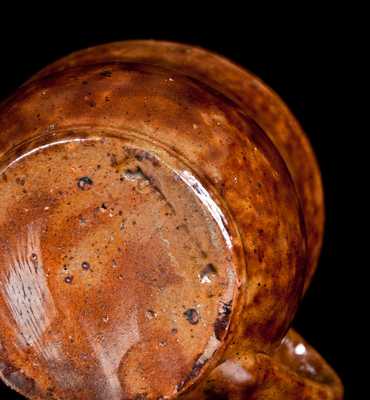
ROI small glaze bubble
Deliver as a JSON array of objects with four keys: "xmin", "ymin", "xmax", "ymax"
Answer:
[
  {"xmin": 77, "ymin": 176, "xmax": 93, "ymax": 190},
  {"xmin": 81, "ymin": 262, "xmax": 90, "ymax": 271},
  {"xmin": 145, "ymin": 309, "xmax": 157, "ymax": 320},
  {"xmin": 184, "ymin": 309, "xmax": 199, "ymax": 325},
  {"xmin": 199, "ymin": 263, "xmax": 217, "ymax": 284},
  {"xmin": 64, "ymin": 276, "xmax": 73, "ymax": 284}
]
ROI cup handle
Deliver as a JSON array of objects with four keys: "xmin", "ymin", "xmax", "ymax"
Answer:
[
  {"xmin": 185, "ymin": 329, "xmax": 343, "ymax": 399},
  {"xmin": 265, "ymin": 328, "xmax": 344, "ymax": 399}
]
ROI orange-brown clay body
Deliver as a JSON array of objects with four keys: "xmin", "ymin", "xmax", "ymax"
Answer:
[{"xmin": 0, "ymin": 41, "xmax": 342, "ymax": 399}]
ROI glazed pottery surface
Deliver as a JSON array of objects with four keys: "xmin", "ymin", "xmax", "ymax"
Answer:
[{"xmin": 0, "ymin": 41, "xmax": 343, "ymax": 399}]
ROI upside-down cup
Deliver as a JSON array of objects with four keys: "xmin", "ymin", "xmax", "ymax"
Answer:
[{"xmin": 0, "ymin": 41, "xmax": 343, "ymax": 400}]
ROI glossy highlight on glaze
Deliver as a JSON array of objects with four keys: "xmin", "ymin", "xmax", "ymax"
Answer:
[{"xmin": 1, "ymin": 223, "xmax": 56, "ymax": 352}]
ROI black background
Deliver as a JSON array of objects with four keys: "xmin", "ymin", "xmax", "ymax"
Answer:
[{"xmin": 0, "ymin": 6, "xmax": 362, "ymax": 399}]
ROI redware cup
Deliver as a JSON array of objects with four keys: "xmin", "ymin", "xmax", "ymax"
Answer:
[{"xmin": 0, "ymin": 41, "xmax": 343, "ymax": 399}]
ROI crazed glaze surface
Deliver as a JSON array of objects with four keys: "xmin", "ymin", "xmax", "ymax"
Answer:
[{"xmin": 0, "ymin": 41, "xmax": 342, "ymax": 399}]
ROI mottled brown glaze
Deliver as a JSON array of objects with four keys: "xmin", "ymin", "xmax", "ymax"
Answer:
[
  {"xmin": 32, "ymin": 40, "xmax": 324, "ymax": 292},
  {"xmin": 0, "ymin": 41, "xmax": 341, "ymax": 399}
]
